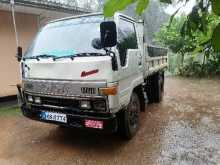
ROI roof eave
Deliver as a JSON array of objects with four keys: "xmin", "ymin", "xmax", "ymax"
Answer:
[
  {"xmin": 49, "ymin": 12, "xmax": 103, "ymax": 23},
  {"xmin": 0, "ymin": 0, "xmax": 92, "ymax": 14}
]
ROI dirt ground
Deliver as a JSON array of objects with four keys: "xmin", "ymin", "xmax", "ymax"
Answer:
[{"xmin": 0, "ymin": 77, "xmax": 219, "ymax": 165}]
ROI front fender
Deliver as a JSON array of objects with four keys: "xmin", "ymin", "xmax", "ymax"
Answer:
[{"xmin": 118, "ymin": 72, "xmax": 144, "ymax": 109}]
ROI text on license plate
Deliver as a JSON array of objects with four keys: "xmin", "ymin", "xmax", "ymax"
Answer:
[{"xmin": 40, "ymin": 111, "xmax": 67, "ymax": 123}]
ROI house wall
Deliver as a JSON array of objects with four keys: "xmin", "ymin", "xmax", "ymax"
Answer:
[{"xmin": 0, "ymin": 10, "xmax": 38, "ymax": 97}]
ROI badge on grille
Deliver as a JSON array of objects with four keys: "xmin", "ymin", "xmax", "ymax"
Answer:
[{"xmin": 81, "ymin": 87, "xmax": 96, "ymax": 95}]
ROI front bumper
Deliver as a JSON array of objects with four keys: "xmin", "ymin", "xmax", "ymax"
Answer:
[
  {"xmin": 17, "ymin": 84, "xmax": 117, "ymax": 133},
  {"xmin": 21, "ymin": 105, "xmax": 118, "ymax": 133}
]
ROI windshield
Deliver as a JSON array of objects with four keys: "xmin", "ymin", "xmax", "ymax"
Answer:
[{"xmin": 25, "ymin": 15, "xmax": 105, "ymax": 58}]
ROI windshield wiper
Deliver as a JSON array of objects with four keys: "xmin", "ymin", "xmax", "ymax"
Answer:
[
  {"xmin": 24, "ymin": 54, "xmax": 56, "ymax": 61},
  {"xmin": 53, "ymin": 53, "xmax": 105, "ymax": 60},
  {"xmin": 53, "ymin": 54, "xmax": 75, "ymax": 60},
  {"xmin": 24, "ymin": 53, "xmax": 106, "ymax": 61}
]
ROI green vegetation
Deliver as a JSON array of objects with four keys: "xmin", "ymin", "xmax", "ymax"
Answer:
[
  {"xmin": 0, "ymin": 106, "xmax": 21, "ymax": 117},
  {"xmin": 104, "ymin": 0, "xmax": 220, "ymax": 51},
  {"xmin": 104, "ymin": 0, "xmax": 220, "ymax": 77},
  {"xmin": 155, "ymin": 15, "xmax": 220, "ymax": 77},
  {"xmin": 154, "ymin": 16, "xmax": 196, "ymax": 67}
]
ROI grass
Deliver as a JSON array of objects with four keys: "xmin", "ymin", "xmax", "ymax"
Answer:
[{"xmin": 0, "ymin": 105, "xmax": 21, "ymax": 117}]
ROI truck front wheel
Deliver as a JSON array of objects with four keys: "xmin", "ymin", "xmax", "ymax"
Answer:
[{"xmin": 118, "ymin": 92, "xmax": 140, "ymax": 140}]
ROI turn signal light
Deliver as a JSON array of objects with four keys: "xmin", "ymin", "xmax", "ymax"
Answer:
[{"xmin": 99, "ymin": 86, "xmax": 118, "ymax": 96}]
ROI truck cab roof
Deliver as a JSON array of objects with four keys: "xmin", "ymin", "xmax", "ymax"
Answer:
[{"xmin": 49, "ymin": 12, "xmax": 137, "ymax": 24}]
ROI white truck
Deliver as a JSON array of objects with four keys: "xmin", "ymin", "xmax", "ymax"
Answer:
[{"xmin": 17, "ymin": 13, "xmax": 167, "ymax": 139}]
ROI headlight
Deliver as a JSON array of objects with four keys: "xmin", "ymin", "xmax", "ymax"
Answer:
[
  {"xmin": 27, "ymin": 95, "xmax": 33, "ymax": 102},
  {"xmin": 93, "ymin": 101, "xmax": 106, "ymax": 111},
  {"xmin": 34, "ymin": 97, "xmax": 41, "ymax": 104},
  {"xmin": 80, "ymin": 100, "xmax": 91, "ymax": 109}
]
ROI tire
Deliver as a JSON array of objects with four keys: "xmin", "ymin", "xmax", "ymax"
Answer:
[
  {"xmin": 146, "ymin": 75, "xmax": 155, "ymax": 103},
  {"xmin": 154, "ymin": 72, "xmax": 164, "ymax": 103},
  {"xmin": 118, "ymin": 92, "xmax": 141, "ymax": 140},
  {"xmin": 146, "ymin": 72, "xmax": 164, "ymax": 103}
]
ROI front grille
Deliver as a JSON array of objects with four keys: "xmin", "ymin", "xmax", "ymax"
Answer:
[
  {"xmin": 23, "ymin": 79, "xmax": 106, "ymax": 97},
  {"xmin": 41, "ymin": 97, "xmax": 79, "ymax": 108},
  {"xmin": 24, "ymin": 93, "xmax": 108, "ymax": 113}
]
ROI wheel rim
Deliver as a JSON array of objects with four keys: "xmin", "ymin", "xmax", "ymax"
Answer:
[{"xmin": 128, "ymin": 95, "xmax": 140, "ymax": 131}]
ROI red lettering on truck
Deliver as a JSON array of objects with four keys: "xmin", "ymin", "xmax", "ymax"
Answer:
[{"xmin": 81, "ymin": 69, "xmax": 99, "ymax": 77}]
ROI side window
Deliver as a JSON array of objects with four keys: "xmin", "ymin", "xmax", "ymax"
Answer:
[{"xmin": 117, "ymin": 19, "xmax": 138, "ymax": 67}]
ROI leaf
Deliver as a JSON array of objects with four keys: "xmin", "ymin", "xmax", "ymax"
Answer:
[
  {"xmin": 211, "ymin": 0, "xmax": 220, "ymax": 16},
  {"xmin": 116, "ymin": 0, "xmax": 136, "ymax": 11},
  {"xmin": 104, "ymin": 0, "xmax": 136, "ymax": 17},
  {"xmin": 104, "ymin": 0, "xmax": 118, "ymax": 17},
  {"xmin": 212, "ymin": 23, "xmax": 220, "ymax": 52},
  {"xmin": 192, "ymin": 46, "xmax": 203, "ymax": 56},
  {"xmin": 168, "ymin": 7, "xmax": 181, "ymax": 27},
  {"xmin": 136, "ymin": 0, "xmax": 150, "ymax": 15}
]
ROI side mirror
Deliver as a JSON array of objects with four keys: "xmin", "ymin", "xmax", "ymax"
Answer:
[
  {"xmin": 17, "ymin": 46, "xmax": 22, "ymax": 62},
  {"xmin": 92, "ymin": 38, "xmax": 102, "ymax": 50},
  {"xmin": 100, "ymin": 21, "xmax": 117, "ymax": 48}
]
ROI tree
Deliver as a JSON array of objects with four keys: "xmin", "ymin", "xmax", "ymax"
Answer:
[
  {"xmin": 143, "ymin": 0, "xmax": 169, "ymax": 44},
  {"xmin": 103, "ymin": 0, "xmax": 220, "ymax": 52},
  {"xmin": 120, "ymin": 0, "xmax": 169, "ymax": 44},
  {"xmin": 155, "ymin": 16, "xmax": 196, "ymax": 65},
  {"xmin": 155, "ymin": 14, "xmax": 220, "ymax": 76}
]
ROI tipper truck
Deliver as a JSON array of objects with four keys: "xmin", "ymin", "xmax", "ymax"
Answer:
[{"xmin": 17, "ymin": 12, "xmax": 167, "ymax": 139}]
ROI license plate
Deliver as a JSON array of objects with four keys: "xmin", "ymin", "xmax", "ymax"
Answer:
[
  {"xmin": 85, "ymin": 119, "xmax": 103, "ymax": 129},
  {"xmin": 40, "ymin": 111, "xmax": 67, "ymax": 123}
]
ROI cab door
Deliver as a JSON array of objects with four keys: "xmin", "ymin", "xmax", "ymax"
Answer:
[{"xmin": 116, "ymin": 16, "xmax": 143, "ymax": 107}]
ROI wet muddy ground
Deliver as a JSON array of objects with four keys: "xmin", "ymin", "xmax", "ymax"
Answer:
[{"xmin": 0, "ymin": 77, "xmax": 219, "ymax": 165}]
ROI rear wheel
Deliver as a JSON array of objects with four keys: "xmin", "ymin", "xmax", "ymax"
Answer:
[
  {"xmin": 146, "ymin": 72, "xmax": 164, "ymax": 103},
  {"xmin": 154, "ymin": 72, "xmax": 164, "ymax": 102},
  {"xmin": 118, "ymin": 92, "xmax": 140, "ymax": 140}
]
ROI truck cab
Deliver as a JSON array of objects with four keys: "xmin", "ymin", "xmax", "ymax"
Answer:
[{"xmin": 17, "ymin": 13, "xmax": 167, "ymax": 139}]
